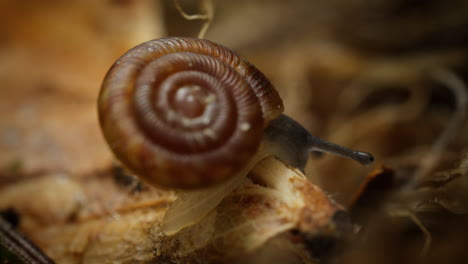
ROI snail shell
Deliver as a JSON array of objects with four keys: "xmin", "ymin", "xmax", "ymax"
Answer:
[{"xmin": 98, "ymin": 37, "xmax": 283, "ymax": 189}]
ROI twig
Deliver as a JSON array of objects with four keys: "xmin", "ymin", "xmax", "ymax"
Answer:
[{"xmin": 173, "ymin": 0, "xmax": 214, "ymax": 39}]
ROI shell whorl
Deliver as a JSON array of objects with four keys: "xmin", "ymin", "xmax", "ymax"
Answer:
[{"xmin": 98, "ymin": 37, "xmax": 283, "ymax": 189}]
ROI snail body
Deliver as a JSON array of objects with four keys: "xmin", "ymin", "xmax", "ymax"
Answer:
[{"xmin": 98, "ymin": 37, "xmax": 373, "ymax": 234}]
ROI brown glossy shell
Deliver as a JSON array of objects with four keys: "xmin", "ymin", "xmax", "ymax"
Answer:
[{"xmin": 98, "ymin": 37, "xmax": 283, "ymax": 189}]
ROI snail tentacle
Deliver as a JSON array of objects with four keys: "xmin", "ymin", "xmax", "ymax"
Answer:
[{"xmin": 264, "ymin": 114, "xmax": 374, "ymax": 169}]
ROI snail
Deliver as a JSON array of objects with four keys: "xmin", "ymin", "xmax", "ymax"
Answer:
[{"xmin": 98, "ymin": 37, "xmax": 373, "ymax": 234}]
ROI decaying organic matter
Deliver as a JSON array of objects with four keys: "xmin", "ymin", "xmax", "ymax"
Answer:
[
  {"xmin": 2, "ymin": 0, "xmax": 468, "ymax": 263},
  {"xmin": 1, "ymin": 157, "xmax": 349, "ymax": 263}
]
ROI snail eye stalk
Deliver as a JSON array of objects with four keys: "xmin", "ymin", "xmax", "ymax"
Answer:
[{"xmin": 264, "ymin": 114, "xmax": 374, "ymax": 171}]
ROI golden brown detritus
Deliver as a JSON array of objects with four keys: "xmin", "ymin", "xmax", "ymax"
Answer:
[{"xmin": 1, "ymin": 158, "xmax": 349, "ymax": 264}]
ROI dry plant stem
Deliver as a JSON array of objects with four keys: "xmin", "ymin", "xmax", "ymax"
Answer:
[
  {"xmin": 388, "ymin": 209, "xmax": 432, "ymax": 257},
  {"xmin": 173, "ymin": 0, "xmax": 214, "ymax": 39},
  {"xmin": 0, "ymin": 217, "xmax": 55, "ymax": 264},
  {"xmin": 413, "ymin": 68, "xmax": 468, "ymax": 183},
  {"xmin": 158, "ymin": 157, "xmax": 343, "ymax": 263}
]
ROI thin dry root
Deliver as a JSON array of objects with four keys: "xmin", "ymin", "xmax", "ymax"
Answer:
[
  {"xmin": 173, "ymin": 0, "xmax": 214, "ymax": 39},
  {"xmin": 413, "ymin": 68, "xmax": 468, "ymax": 183},
  {"xmin": 389, "ymin": 209, "xmax": 432, "ymax": 257}
]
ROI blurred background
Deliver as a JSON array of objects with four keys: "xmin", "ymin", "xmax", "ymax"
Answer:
[{"xmin": 1, "ymin": 0, "xmax": 468, "ymax": 263}]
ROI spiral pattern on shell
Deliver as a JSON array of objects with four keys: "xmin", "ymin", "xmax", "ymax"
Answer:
[{"xmin": 98, "ymin": 37, "xmax": 283, "ymax": 189}]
